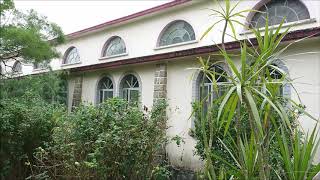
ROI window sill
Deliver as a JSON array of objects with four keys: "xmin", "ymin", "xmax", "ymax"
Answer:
[
  {"xmin": 61, "ymin": 62, "xmax": 82, "ymax": 67},
  {"xmin": 33, "ymin": 68, "xmax": 48, "ymax": 72},
  {"xmin": 154, "ymin": 40, "xmax": 198, "ymax": 50},
  {"xmin": 240, "ymin": 18, "xmax": 317, "ymax": 35},
  {"xmin": 12, "ymin": 72, "xmax": 22, "ymax": 75},
  {"xmin": 99, "ymin": 53, "xmax": 128, "ymax": 60}
]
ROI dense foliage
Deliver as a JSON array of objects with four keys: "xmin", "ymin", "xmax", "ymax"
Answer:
[
  {"xmin": 193, "ymin": 0, "xmax": 320, "ymax": 179},
  {"xmin": 0, "ymin": 0, "xmax": 64, "ymax": 77},
  {"xmin": 0, "ymin": 72, "xmax": 67, "ymax": 179},
  {"xmin": 30, "ymin": 98, "xmax": 169, "ymax": 179},
  {"xmin": 193, "ymin": 102, "xmax": 301, "ymax": 179},
  {"xmin": 0, "ymin": 93, "xmax": 65, "ymax": 179},
  {"xmin": 0, "ymin": 71, "xmax": 68, "ymax": 104}
]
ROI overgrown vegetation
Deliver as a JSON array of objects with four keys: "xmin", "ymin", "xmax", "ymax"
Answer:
[
  {"xmin": 0, "ymin": 73, "xmax": 170, "ymax": 179},
  {"xmin": 0, "ymin": 71, "xmax": 68, "ymax": 104},
  {"xmin": 29, "ymin": 98, "xmax": 168, "ymax": 179},
  {"xmin": 193, "ymin": 0, "xmax": 320, "ymax": 179},
  {"xmin": 0, "ymin": 72, "xmax": 67, "ymax": 179},
  {"xmin": 0, "ymin": 94, "xmax": 65, "ymax": 179}
]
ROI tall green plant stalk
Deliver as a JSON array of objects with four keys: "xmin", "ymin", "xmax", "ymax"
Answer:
[
  {"xmin": 200, "ymin": 0, "xmax": 258, "ymax": 178},
  {"xmin": 196, "ymin": 0, "xmax": 319, "ymax": 179}
]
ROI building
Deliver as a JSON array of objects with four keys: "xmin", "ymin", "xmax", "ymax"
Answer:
[{"xmin": 2, "ymin": 0, "xmax": 320, "ymax": 171}]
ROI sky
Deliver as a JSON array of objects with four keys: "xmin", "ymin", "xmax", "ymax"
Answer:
[{"xmin": 14, "ymin": 1, "xmax": 171, "ymax": 34}]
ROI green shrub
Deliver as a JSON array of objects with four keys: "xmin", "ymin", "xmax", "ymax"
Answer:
[
  {"xmin": 192, "ymin": 101, "xmax": 299, "ymax": 179},
  {"xmin": 0, "ymin": 71, "xmax": 68, "ymax": 105},
  {"xmin": 31, "ymin": 98, "xmax": 169, "ymax": 179},
  {"xmin": 0, "ymin": 93, "xmax": 65, "ymax": 179}
]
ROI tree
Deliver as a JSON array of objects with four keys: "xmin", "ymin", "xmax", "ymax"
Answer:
[{"xmin": 0, "ymin": 0, "xmax": 65, "ymax": 76}]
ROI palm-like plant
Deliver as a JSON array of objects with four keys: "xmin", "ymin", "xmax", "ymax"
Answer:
[{"xmin": 194, "ymin": 0, "xmax": 320, "ymax": 179}]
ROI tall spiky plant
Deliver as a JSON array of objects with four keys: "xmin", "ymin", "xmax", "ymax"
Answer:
[{"xmin": 194, "ymin": 0, "xmax": 320, "ymax": 179}]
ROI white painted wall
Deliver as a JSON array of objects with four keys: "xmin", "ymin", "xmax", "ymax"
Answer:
[{"xmin": 70, "ymin": 63, "xmax": 156, "ymax": 111}]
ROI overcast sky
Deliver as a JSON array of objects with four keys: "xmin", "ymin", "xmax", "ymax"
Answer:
[{"xmin": 14, "ymin": 1, "xmax": 171, "ymax": 34}]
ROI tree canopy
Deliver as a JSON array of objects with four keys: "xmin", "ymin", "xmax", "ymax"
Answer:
[{"xmin": 0, "ymin": 0, "xmax": 65, "ymax": 76}]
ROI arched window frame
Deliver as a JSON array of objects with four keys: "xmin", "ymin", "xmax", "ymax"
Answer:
[
  {"xmin": 118, "ymin": 72, "xmax": 142, "ymax": 104},
  {"xmin": 62, "ymin": 46, "xmax": 81, "ymax": 65},
  {"xmin": 156, "ymin": 20, "xmax": 197, "ymax": 48},
  {"xmin": 96, "ymin": 75, "xmax": 115, "ymax": 104},
  {"xmin": 191, "ymin": 64, "xmax": 228, "ymax": 128},
  {"xmin": 12, "ymin": 61, "xmax": 22, "ymax": 74},
  {"xmin": 33, "ymin": 61, "xmax": 49, "ymax": 70},
  {"xmin": 245, "ymin": 0, "xmax": 311, "ymax": 29},
  {"xmin": 101, "ymin": 36, "xmax": 127, "ymax": 58},
  {"xmin": 266, "ymin": 59, "xmax": 291, "ymax": 99}
]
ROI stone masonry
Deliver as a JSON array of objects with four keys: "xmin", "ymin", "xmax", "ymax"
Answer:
[
  {"xmin": 71, "ymin": 76, "xmax": 83, "ymax": 109},
  {"xmin": 153, "ymin": 63, "xmax": 167, "ymax": 104}
]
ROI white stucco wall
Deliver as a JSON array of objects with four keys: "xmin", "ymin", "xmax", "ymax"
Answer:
[{"xmin": 69, "ymin": 63, "xmax": 156, "ymax": 111}]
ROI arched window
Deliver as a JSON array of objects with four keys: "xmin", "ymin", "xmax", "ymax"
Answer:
[
  {"xmin": 120, "ymin": 74, "xmax": 140, "ymax": 103},
  {"xmin": 102, "ymin": 36, "xmax": 126, "ymax": 57},
  {"xmin": 199, "ymin": 65, "xmax": 227, "ymax": 101},
  {"xmin": 34, "ymin": 61, "xmax": 48, "ymax": 70},
  {"xmin": 250, "ymin": 0, "xmax": 310, "ymax": 28},
  {"xmin": 13, "ymin": 61, "xmax": 22, "ymax": 73},
  {"xmin": 196, "ymin": 65, "xmax": 228, "ymax": 114},
  {"xmin": 97, "ymin": 76, "xmax": 114, "ymax": 103},
  {"xmin": 158, "ymin": 20, "xmax": 195, "ymax": 47},
  {"xmin": 63, "ymin": 47, "xmax": 80, "ymax": 64},
  {"xmin": 267, "ymin": 60, "xmax": 290, "ymax": 97}
]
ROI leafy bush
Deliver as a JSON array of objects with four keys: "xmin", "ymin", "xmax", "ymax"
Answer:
[
  {"xmin": 192, "ymin": 102, "xmax": 300, "ymax": 179},
  {"xmin": 0, "ymin": 93, "xmax": 65, "ymax": 179},
  {"xmin": 31, "ymin": 98, "xmax": 169, "ymax": 179},
  {"xmin": 0, "ymin": 71, "xmax": 68, "ymax": 105}
]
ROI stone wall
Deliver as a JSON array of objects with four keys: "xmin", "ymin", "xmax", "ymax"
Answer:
[
  {"xmin": 153, "ymin": 63, "xmax": 167, "ymax": 103},
  {"xmin": 71, "ymin": 76, "xmax": 83, "ymax": 108}
]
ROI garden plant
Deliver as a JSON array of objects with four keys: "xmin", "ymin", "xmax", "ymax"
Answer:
[{"xmin": 193, "ymin": 0, "xmax": 320, "ymax": 179}]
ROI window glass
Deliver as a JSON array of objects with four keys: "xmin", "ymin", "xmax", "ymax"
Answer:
[
  {"xmin": 64, "ymin": 47, "xmax": 80, "ymax": 64},
  {"xmin": 103, "ymin": 36, "xmax": 126, "ymax": 57},
  {"xmin": 13, "ymin": 61, "xmax": 22, "ymax": 73},
  {"xmin": 268, "ymin": 64, "xmax": 284, "ymax": 96},
  {"xmin": 251, "ymin": 0, "xmax": 310, "ymax": 28},
  {"xmin": 34, "ymin": 61, "xmax": 48, "ymax": 69},
  {"xmin": 198, "ymin": 65, "xmax": 227, "ymax": 113},
  {"xmin": 120, "ymin": 74, "xmax": 140, "ymax": 103},
  {"xmin": 159, "ymin": 20, "xmax": 195, "ymax": 46},
  {"xmin": 97, "ymin": 77, "xmax": 113, "ymax": 103}
]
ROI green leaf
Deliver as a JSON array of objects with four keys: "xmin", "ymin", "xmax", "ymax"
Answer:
[
  {"xmin": 244, "ymin": 87, "xmax": 263, "ymax": 136},
  {"xmin": 224, "ymin": 94, "xmax": 238, "ymax": 136},
  {"xmin": 217, "ymin": 86, "xmax": 236, "ymax": 122},
  {"xmin": 201, "ymin": 19, "xmax": 224, "ymax": 40}
]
